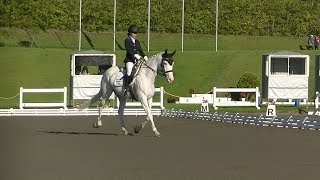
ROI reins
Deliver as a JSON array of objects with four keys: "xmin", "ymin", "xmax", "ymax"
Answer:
[{"xmin": 142, "ymin": 61, "xmax": 157, "ymax": 74}]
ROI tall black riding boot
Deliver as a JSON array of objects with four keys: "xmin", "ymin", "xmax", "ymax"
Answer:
[{"xmin": 123, "ymin": 74, "xmax": 130, "ymax": 96}]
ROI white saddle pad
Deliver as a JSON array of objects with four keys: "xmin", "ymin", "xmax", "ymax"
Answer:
[{"xmin": 114, "ymin": 72, "xmax": 124, "ymax": 87}]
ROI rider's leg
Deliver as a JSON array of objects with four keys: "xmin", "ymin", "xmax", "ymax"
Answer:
[{"xmin": 124, "ymin": 62, "xmax": 134, "ymax": 92}]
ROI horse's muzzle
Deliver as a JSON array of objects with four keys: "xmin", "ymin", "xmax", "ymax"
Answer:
[{"xmin": 166, "ymin": 76, "xmax": 174, "ymax": 83}]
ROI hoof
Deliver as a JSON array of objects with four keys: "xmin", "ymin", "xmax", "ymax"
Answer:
[
  {"xmin": 122, "ymin": 127, "xmax": 131, "ymax": 135},
  {"xmin": 134, "ymin": 125, "xmax": 142, "ymax": 134},
  {"xmin": 154, "ymin": 132, "xmax": 161, "ymax": 137},
  {"xmin": 93, "ymin": 123, "xmax": 100, "ymax": 128},
  {"xmin": 93, "ymin": 121, "xmax": 102, "ymax": 128}
]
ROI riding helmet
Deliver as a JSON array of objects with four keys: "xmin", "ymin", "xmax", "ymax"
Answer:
[{"xmin": 128, "ymin": 25, "xmax": 138, "ymax": 34}]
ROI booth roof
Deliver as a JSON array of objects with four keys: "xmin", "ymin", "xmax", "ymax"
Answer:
[
  {"xmin": 264, "ymin": 51, "xmax": 306, "ymax": 56},
  {"xmin": 72, "ymin": 50, "xmax": 111, "ymax": 55}
]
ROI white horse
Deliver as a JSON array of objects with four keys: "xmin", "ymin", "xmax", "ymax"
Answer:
[{"xmin": 80, "ymin": 49, "xmax": 176, "ymax": 137}]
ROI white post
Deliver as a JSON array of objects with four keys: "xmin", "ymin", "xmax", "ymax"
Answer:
[
  {"xmin": 113, "ymin": 0, "xmax": 116, "ymax": 52},
  {"xmin": 255, "ymin": 87, "xmax": 260, "ymax": 110},
  {"xmin": 316, "ymin": 91, "xmax": 319, "ymax": 109},
  {"xmin": 64, "ymin": 87, "xmax": 68, "ymax": 109},
  {"xmin": 147, "ymin": 0, "xmax": 150, "ymax": 52},
  {"xmin": 19, "ymin": 87, "xmax": 23, "ymax": 109},
  {"xmin": 215, "ymin": 0, "xmax": 218, "ymax": 52},
  {"xmin": 181, "ymin": 0, "xmax": 185, "ymax": 52},
  {"xmin": 78, "ymin": 0, "xmax": 82, "ymax": 51},
  {"xmin": 160, "ymin": 86, "xmax": 164, "ymax": 109},
  {"xmin": 213, "ymin": 87, "xmax": 217, "ymax": 109}
]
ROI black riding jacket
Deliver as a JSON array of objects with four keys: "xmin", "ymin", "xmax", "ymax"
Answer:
[{"xmin": 124, "ymin": 37, "xmax": 145, "ymax": 63}]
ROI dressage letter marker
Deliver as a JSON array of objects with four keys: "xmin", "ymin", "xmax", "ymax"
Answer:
[
  {"xmin": 266, "ymin": 104, "xmax": 276, "ymax": 117},
  {"xmin": 201, "ymin": 102, "xmax": 209, "ymax": 112}
]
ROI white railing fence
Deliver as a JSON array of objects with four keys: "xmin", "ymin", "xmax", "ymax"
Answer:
[
  {"xmin": 212, "ymin": 87, "xmax": 260, "ymax": 110},
  {"xmin": 19, "ymin": 87, "xmax": 67, "ymax": 109}
]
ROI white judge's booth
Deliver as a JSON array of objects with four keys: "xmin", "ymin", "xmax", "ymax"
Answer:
[
  {"xmin": 69, "ymin": 50, "xmax": 116, "ymax": 106},
  {"xmin": 262, "ymin": 51, "xmax": 309, "ymax": 104}
]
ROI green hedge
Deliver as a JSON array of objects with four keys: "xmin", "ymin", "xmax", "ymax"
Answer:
[{"xmin": 1, "ymin": 0, "xmax": 320, "ymax": 36}]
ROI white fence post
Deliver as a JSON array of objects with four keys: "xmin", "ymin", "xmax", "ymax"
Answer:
[
  {"xmin": 63, "ymin": 87, "xmax": 67, "ymax": 109},
  {"xmin": 255, "ymin": 87, "xmax": 259, "ymax": 108},
  {"xmin": 315, "ymin": 91, "xmax": 319, "ymax": 109},
  {"xmin": 212, "ymin": 87, "xmax": 217, "ymax": 109},
  {"xmin": 160, "ymin": 86, "xmax": 164, "ymax": 110},
  {"xmin": 19, "ymin": 87, "xmax": 23, "ymax": 109}
]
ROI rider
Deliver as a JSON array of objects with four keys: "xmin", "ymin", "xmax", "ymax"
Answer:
[{"xmin": 123, "ymin": 24, "xmax": 148, "ymax": 93}]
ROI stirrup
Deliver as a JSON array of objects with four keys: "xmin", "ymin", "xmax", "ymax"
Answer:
[{"xmin": 123, "ymin": 87, "xmax": 129, "ymax": 96}]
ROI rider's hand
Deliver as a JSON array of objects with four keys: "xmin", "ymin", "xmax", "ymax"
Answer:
[
  {"xmin": 134, "ymin": 54, "xmax": 141, "ymax": 60},
  {"xmin": 144, "ymin": 56, "xmax": 148, "ymax": 61}
]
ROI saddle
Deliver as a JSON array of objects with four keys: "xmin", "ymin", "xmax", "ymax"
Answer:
[
  {"xmin": 115, "ymin": 59, "xmax": 145, "ymax": 84},
  {"xmin": 114, "ymin": 59, "xmax": 145, "ymax": 101}
]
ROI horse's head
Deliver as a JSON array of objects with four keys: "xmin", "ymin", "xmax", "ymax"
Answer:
[{"xmin": 161, "ymin": 49, "xmax": 176, "ymax": 83}]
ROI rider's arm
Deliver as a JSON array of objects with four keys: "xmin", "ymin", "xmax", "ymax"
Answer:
[{"xmin": 136, "ymin": 40, "xmax": 146, "ymax": 57}]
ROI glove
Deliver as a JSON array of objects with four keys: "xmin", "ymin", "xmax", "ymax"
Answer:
[
  {"xmin": 144, "ymin": 56, "xmax": 148, "ymax": 61},
  {"xmin": 134, "ymin": 54, "xmax": 141, "ymax": 60}
]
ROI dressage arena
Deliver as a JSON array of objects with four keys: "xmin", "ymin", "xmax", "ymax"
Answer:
[{"xmin": 1, "ymin": 113, "xmax": 320, "ymax": 180}]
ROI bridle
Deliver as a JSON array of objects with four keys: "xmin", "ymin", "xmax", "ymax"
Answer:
[
  {"xmin": 162, "ymin": 58, "xmax": 173, "ymax": 74},
  {"xmin": 142, "ymin": 57, "xmax": 173, "ymax": 76}
]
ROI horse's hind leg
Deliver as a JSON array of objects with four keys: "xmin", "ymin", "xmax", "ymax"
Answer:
[
  {"xmin": 118, "ymin": 97, "xmax": 130, "ymax": 135},
  {"xmin": 93, "ymin": 88, "xmax": 112, "ymax": 128}
]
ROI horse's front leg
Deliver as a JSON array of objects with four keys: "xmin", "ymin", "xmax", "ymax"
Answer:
[
  {"xmin": 134, "ymin": 97, "xmax": 151, "ymax": 133},
  {"xmin": 138, "ymin": 97, "xmax": 160, "ymax": 137},
  {"xmin": 118, "ymin": 97, "xmax": 130, "ymax": 135}
]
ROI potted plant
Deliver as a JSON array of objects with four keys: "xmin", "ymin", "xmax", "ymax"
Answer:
[
  {"xmin": 225, "ymin": 92, "xmax": 232, "ymax": 101},
  {"xmin": 240, "ymin": 92, "xmax": 247, "ymax": 101}
]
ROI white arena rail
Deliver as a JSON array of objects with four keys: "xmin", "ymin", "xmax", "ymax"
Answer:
[
  {"xmin": 0, "ymin": 87, "xmax": 164, "ymax": 116},
  {"xmin": 0, "ymin": 108, "xmax": 162, "ymax": 116},
  {"xmin": 19, "ymin": 87, "xmax": 67, "ymax": 109},
  {"xmin": 212, "ymin": 87, "xmax": 260, "ymax": 110}
]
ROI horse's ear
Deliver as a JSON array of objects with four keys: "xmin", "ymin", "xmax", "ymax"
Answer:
[
  {"xmin": 171, "ymin": 50, "xmax": 176, "ymax": 56},
  {"xmin": 165, "ymin": 49, "xmax": 168, "ymax": 54}
]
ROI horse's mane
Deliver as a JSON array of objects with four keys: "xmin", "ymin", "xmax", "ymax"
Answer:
[{"xmin": 149, "ymin": 52, "xmax": 163, "ymax": 60}]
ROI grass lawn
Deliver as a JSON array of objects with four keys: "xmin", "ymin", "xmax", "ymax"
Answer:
[{"xmin": 0, "ymin": 29, "xmax": 319, "ymax": 114}]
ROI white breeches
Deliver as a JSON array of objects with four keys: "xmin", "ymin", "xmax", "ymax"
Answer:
[{"xmin": 126, "ymin": 62, "xmax": 134, "ymax": 76}]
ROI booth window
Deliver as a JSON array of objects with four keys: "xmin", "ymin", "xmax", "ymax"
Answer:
[
  {"xmin": 289, "ymin": 57, "xmax": 305, "ymax": 75},
  {"xmin": 270, "ymin": 57, "xmax": 306, "ymax": 75},
  {"xmin": 271, "ymin": 57, "xmax": 288, "ymax": 75},
  {"xmin": 74, "ymin": 55, "xmax": 113, "ymax": 76}
]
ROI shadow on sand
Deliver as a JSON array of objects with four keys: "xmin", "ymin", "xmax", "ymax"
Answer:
[{"xmin": 37, "ymin": 130, "xmax": 134, "ymax": 136}]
